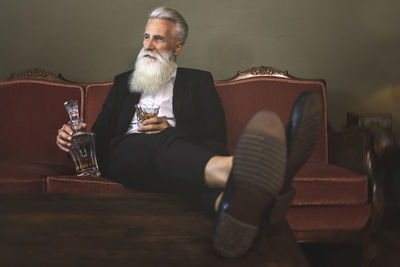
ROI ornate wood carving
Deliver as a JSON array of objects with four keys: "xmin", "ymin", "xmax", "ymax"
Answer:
[
  {"xmin": 8, "ymin": 68, "xmax": 67, "ymax": 82},
  {"xmin": 7, "ymin": 68, "xmax": 89, "ymax": 88},
  {"xmin": 229, "ymin": 66, "xmax": 291, "ymax": 81},
  {"xmin": 367, "ymin": 150, "xmax": 385, "ymax": 231}
]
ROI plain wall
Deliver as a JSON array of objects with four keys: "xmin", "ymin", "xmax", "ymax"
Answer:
[{"xmin": 1, "ymin": 0, "xmax": 399, "ymax": 132}]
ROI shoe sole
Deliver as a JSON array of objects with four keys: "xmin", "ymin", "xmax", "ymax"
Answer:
[
  {"xmin": 286, "ymin": 92, "xmax": 322, "ymax": 180},
  {"xmin": 213, "ymin": 111, "xmax": 286, "ymax": 258}
]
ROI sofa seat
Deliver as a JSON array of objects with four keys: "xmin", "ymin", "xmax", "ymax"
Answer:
[
  {"xmin": 45, "ymin": 161, "xmax": 368, "ymax": 205},
  {"xmin": 287, "ymin": 204, "xmax": 371, "ymax": 231},
  {"xmin": 0, "ymin": 161, "xmax": 74, "ymax": 192},
  {"xmin": 288, "ymin": 162, "xmax": 370, "ymax": 231},
  {"xmin": 292, "ymin": 161, "xmax": 368, "ymax": 206},
  {"xmin": 46, "ymin": 176, "xmax": 137, "ymax": 193}
]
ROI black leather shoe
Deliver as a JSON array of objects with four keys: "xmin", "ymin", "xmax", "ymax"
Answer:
[
  {"xmin": 213, "ymin": 110, "xmax": 287, "ymax": 258},
  {"xmin": 285, "ymin": 91, "xmax": 322, "ymax": 182},
  {"xmin": 268, "ymin": 91, "xmax": 322, "ymax": 224}
]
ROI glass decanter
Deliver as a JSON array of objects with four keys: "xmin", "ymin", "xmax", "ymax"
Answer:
[
  {"xmin": 64, "ymin": 100, "xmax": 84, "ymax": 134},
  {"xmin": 64, "ymin": 100, "xmax": 101, "ymax": 177}
]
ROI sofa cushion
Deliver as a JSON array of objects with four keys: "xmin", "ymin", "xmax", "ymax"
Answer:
[
  {"xmin": 287, "ymin": 204, "xmax": 371, "ymax": 231},
  {"xmin": 215, "ymin": 77, "xmax": 327, "ymax": 163},
  {"xmin": 0, "ymin": 80, "xmax": 84, "ymax": 165},
  {"xmin": 45, "ymin": 162, "xmax": 368, "ymax": 206},
  {"xmin": 0, "ymin": 161, "xmax": 74, "ymax": 192},
  {"xmin": 0, "ymin": 177, "xmax": 46, "ymax": 192},
  {"xmin": 291, "ymin": 162, "xmax": 368, "ymax": 206},
  {"xmin": 46, "ymin": 176, "xmax": 137, "ymax": 193}
]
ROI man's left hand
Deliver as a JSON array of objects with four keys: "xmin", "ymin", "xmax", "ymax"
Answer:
[{"xmin": 138, "ymin": 117, "xmax": 170, "ymax": 134}]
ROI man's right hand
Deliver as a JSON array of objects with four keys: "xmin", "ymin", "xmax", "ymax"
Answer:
[{"xmin": 56, "ymin": 123, "xmax": 87, "ymax": 152}]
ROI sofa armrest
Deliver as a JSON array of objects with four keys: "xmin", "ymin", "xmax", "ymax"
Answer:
[
  {"xmin": 328, "ymin": 126, "xmax": 384, "ymax": 235},
  {"xmin": 328, "ymin": 125, "xmax": 395, "ymax": 174},
  {"xmin": 328, "ymin": 127, "xmax": 374, "ymax": 175},
  {"xmin": 362, "ymin": 127, "xmax": 394, "ymax": 158}
]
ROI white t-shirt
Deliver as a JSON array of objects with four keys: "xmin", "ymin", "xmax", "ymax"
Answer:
[{"xmin": 125, "ymin": 73, "xmax": 176, "ymax": 134}]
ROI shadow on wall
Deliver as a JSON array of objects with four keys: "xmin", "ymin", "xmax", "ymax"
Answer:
[{"xmin": 350, "ymin": 84, "xmax": 400, "ymax": 134}]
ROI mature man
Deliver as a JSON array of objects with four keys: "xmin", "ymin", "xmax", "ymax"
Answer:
[{"xmin": 56, "ymin": 7, "xmax": 321, "ymax": 258}]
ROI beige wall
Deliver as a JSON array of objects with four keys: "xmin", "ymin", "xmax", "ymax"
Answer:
[{"xmin": 1, "ymin": 0, "xmax": 399, "ymax": 132}]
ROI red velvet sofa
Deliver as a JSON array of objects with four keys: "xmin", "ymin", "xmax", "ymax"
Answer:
[{"xmin": 0, "ymin": 67, "xmax": 383, "ymax": 247}]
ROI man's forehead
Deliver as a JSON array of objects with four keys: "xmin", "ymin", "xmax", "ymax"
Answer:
[{"xmin": 145, "ymin": 18, "xmax": 176, "ymax": 36}]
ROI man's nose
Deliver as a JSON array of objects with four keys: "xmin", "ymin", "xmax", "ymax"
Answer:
[{"xmin": 143, "ymin": 39, "xmax": 154, "ymax": 50}]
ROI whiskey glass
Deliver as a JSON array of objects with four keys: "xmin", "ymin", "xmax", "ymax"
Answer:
[{"xmin": 135, "ymin": 104, "xmax": 160, "ymax": 127}]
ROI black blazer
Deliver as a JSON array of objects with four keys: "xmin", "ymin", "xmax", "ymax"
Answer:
[{"xmin": 92, "ymin": 67, "xmax": 228, "ymax": 175}]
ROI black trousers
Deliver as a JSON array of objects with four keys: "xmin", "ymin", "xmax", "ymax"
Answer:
[{"xmin": 107, "ymin": 128, "xmax": 222, "ymax": 215}]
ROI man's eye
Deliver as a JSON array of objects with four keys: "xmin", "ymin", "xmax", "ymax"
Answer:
[
  {"xmin": 155, "ymin": 36, "xmax": 165, "ymax": 41},
  {"xmin": 144, "ymin": 34, "xmax": 150, "ymax": 40}
]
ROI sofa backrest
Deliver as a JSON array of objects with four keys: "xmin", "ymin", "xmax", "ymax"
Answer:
[
  {"xmin": 0, "ymin": 79, "xmax": 84, "ymax": 165},
  {"xmin": 215, "ymin": 69, "xmax": 327, "ymax": 163},
  {"xmin": 85, "ymin": 82, "xmax": 114, "ymax": 130},
  {"xmin": 85, "ymin": 67, "xmax": 328, "ymax": 163}
]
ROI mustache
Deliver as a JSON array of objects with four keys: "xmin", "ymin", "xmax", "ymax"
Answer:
[
  {"xmin": 138, "ymin": 50, "xmax": 163, "ymax": 61},
  {"xmin": 137, "ymin": 48, "xmax": 173, "ymax": 63}
]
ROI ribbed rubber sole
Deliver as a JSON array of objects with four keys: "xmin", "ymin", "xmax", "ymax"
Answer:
[
  {"xmin": 213, "ymin": 214, "xmax": 258, "ymax": 258},
  {"xmin": 234, "ymin": 132, "xmax": 286, "ymax": 194},
  {"xmin": 214, "ymin": 111, "xmax": 286, "ymax": 258}
]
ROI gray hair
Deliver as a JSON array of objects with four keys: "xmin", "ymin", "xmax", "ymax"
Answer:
[{"xmin": 147, "ymin": 7, "xmax": 189, "ymax": 45}]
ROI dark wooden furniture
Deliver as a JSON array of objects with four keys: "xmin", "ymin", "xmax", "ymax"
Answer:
[
  {"xmin": 346, "ymin": 112, "xmax": 394, "ymax": 158},
  {"xmin": 0, "ymin": 193, "xmax": 309, "ymax": 266},
  {"xmin": 347, "ymin": 112, "xmax": 392, "ymax": 131}
]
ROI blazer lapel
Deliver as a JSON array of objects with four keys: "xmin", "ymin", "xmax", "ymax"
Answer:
[
  {"xmin": 118, "ymin": 91, "xmax": 141, "ymax": 135},
  {"xmin": 173, "ymin": 68, "xmax": 185, "ymax": 125}
]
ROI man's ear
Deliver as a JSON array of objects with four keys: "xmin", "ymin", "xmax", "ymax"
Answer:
[{"xmin": 174, "ymin": 41, "xmax": 183, "ymax": 56}]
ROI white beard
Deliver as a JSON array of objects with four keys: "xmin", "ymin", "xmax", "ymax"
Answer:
[{"xmin": 129, "ymin": 48, "xmax": 177, "ymax": 94}]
